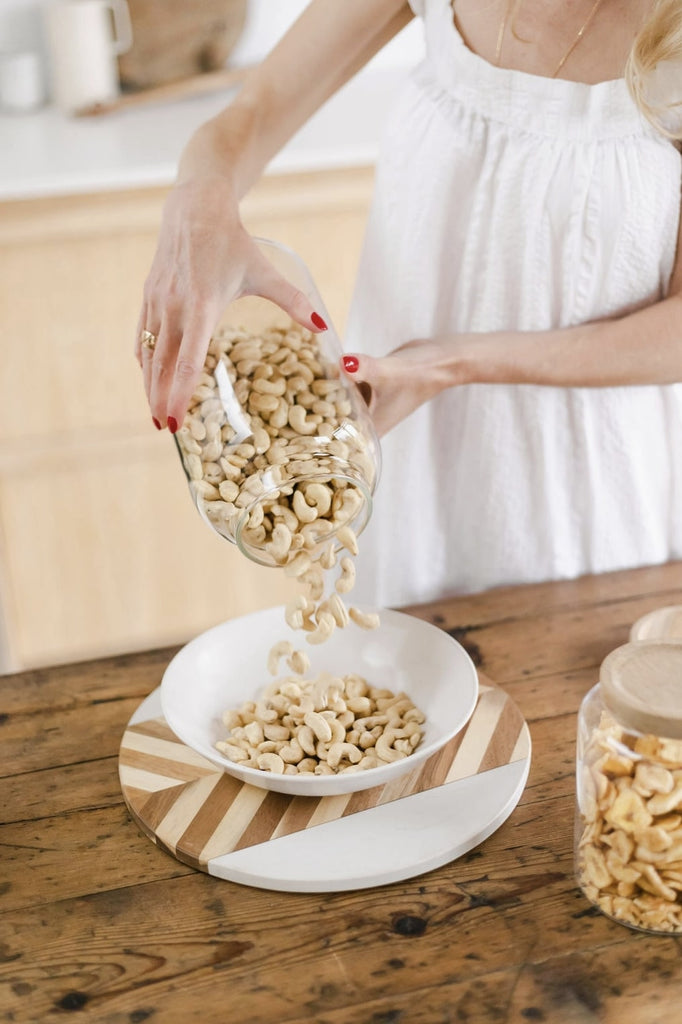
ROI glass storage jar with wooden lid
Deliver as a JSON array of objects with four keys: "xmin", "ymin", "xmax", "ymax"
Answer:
[
  {"xmin": 174, "ymin": 238, "xmax": 381, "ymax": 567},
  {"xmin": 575, "ymin": 640, "xmax": 682, "ymax": 934}
]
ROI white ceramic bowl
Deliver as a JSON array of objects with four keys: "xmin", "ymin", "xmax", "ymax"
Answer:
[{"xmin": 160, "ymin": 605, "xmax": 479, "ymax": 796}]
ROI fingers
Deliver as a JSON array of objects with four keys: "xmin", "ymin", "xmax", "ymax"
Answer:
[
  {"xmin": 246, "ymin": 251, "xmax": 328, "ymax": 334},
  {"xmin": 165, "ymin": 315, "xmax": 216, "ymax": 431},
  {"xmin": 136, "ymin": 233, "xmax": 330, "ymax": 434}
]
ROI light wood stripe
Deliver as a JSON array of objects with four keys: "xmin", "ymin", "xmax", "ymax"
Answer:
[
  {"xmin": 119, "ymin": 764, "xmax": 189, "ymax": 792},
  {"xmin": 444, "ymin": 687, "xmax": 509, "ymax": 784},
  {"xmin": 306, "ymin": 793, "xmax": 353, "ymax": 828},
  {"xmin": 510, "ymin": 723, "xmax": 531, "ymax": 762},
  {"xmin": 122, "ymin": 730, "xmax": 217, "ymax": 770},
  {"xmin": 476, "ymin": 703, "xmax": 524, "ymax": 775}
]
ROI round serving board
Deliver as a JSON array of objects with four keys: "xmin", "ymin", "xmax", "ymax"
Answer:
[{"xmin": 119, "ymin": 676, "xmax": 531, "ymax": 892}]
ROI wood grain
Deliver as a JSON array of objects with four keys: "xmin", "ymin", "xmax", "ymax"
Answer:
[{"xmin": 2, "ymin": 562, "xmax": 682, "ymax": 1023}]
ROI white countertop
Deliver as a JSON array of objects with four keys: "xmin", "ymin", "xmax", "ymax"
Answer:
[{"xmin": 0, "ymin": 64, "xmax": 414, "ymax": 202}]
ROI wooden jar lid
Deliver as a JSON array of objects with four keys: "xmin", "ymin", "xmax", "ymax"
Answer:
[
  {"xmin": 600, "ymin": 641, "xmax": 682, "ymax": 739},
  {"xmin": 630, "ymin": 605, "xmax": 682, "ymax": 642}
]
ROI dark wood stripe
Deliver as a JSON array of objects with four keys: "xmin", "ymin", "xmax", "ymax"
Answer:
[
  {"xmin": 175, "ymin": 773, "xmax": 245, "ymax": 861},
  {"xmin": 127, "ymin": 718, "xmax": 181, "ymax": 742},
  {"xmin": 119, "ymin": 747, "xmax": 215, "ymax": 782},
  {"xmin": 135, "ymin": 782, "xmax": 192, "ymax": 832},
  {"xmin": 269, "ymin": 794, "xmax": 324, "ymax": 838},
  {"xmin": 406, "ymin": 726, "xmax": 470, "ymax": 797},
  {"xmin": 343, "ymin": 781, "xmax": 386, "ymax": 816},
  {"xmin": 231, "ymin": 790, "xmax": 295, "ymax": 851},
  {"xmin": 476, "ymin": 708, "xmax": 523, "ymax": 775}
]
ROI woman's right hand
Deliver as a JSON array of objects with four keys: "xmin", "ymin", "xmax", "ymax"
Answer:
[{"xmin": 135, "ymin": 173, "xmax": 327, "ymax": 432}]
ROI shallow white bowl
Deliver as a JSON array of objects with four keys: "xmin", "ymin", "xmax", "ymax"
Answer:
[{"xmin": 160, "ymin": 605, "xmax": 479, "ymax": 796}]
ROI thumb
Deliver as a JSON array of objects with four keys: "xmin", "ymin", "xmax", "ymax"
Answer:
[{"xmin": 247, "ymin": 252, "xmax": 329, "ymax": 334}]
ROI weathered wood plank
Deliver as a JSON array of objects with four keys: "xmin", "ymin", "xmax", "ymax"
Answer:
[
  {"xmin": 0, "ymin": 757, "xmax": 124, "ymax": 825},
  {"xmin": 0, "ymin": 697, "xmax": 144, "ymax": 776},
  {"xmin": 0, "ymin": 647, "xmax": 168, "ymax": 715},
  {"xmin": 0, "ymin": 804, "xmax": 194, "ymax": 913},
  {"xmin": 1, "ymin": 826, "xmax": 671, "ymax": 1024},
  {"xmin": 403, "ymin": 561, "xmax": 682, "ymax": 630}
]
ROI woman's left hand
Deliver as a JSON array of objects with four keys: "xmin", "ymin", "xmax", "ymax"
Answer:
[{"xmin": 341, "ymin": 338, "xmax": 468, "ymax": 437}]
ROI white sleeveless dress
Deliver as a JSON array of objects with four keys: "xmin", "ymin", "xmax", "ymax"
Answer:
[{"xmin": 347, "ymin": 0, "xmax": 682, "ymax": 608}]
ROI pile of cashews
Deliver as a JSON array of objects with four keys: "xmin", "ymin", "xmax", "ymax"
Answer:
[
  {"xmin": 216, "ymin": 662, "xmax": 426, "ymax": 777},
  {"xmin": 175, "ymin": 323, "xmax": 377, "ymax": 565}
]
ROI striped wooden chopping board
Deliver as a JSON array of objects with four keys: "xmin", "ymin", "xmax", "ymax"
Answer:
[{"xmin": 119, "ymin": 677, "xmax": 530, "ymax": 875}]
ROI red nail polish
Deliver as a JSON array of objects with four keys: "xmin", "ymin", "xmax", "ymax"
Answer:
[
  {"xmin": 343, "ymin": 355, "xmax": 359, "ymax": 374},
  {"xmin": 152, "ymin": 417, "xmax": 162, "ymax": 430},
  {"xmin": 167, "ymin": 416, "xmax": 178, "ymax": 434},
  {"xmin": 311, "ymin": 312, "xmax": 328, "ymax": 331}
]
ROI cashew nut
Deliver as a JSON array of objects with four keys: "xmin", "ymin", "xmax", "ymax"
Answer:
[
  {"xmin": 349, "ymin": 607, "xmax": 380, "ymax": 630},
  {"xmin": 335, "ymin": 556, "xmax": 356, "ymax": 594},
  {"xmin": 267, "ymin": 640, "xmax": 293, "ymax": 677},
  {"xmin": 327, "ymin": 742, "xmax": 363, "ymax": 769}
]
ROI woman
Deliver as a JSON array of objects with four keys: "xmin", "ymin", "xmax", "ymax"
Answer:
[{"xmin": 137, "ymin": 0, "xmax": 682, "ymax": 607}]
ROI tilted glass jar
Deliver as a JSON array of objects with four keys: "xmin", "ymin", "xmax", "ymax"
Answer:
[
  {"xmin": 174, "ymin": 238, "xmax": 381, "ymax": 567},
  {"xmin": 575, "ymin": 640, "xmax": 682, "ymax": 934}
]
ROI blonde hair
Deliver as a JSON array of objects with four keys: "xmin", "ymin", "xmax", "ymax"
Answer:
[{"xmin": 627, "ymin": 0, "xmax": 682, "ymax": 137}]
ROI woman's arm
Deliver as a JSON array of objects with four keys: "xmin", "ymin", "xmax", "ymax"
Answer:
[
  {"xmin": 345, "ymin": 206, "xmax": 682, "ymax": 436},
  {"xmin": 138, "ymin": 0, "xmax": 413, "ymax": 431}
]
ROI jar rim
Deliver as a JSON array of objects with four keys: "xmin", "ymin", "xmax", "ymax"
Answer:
[{"xmin": 599, "ymin": 640, "xmax": 682, "ymax": 740}]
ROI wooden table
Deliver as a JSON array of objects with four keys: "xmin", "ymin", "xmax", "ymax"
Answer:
[{"xmin": 3, "ymin": 562, "xmax": 682, "ymax": 1023}]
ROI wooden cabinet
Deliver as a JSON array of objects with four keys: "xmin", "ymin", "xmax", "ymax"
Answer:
[{"xmin": 0, "ymin": 166, "xmax": 374, "ymax": 671}]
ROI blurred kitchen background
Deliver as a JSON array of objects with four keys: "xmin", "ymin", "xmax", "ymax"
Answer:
[{"xmin": 0, "ymin": 1, "xmax": 424, "ymax": 673}]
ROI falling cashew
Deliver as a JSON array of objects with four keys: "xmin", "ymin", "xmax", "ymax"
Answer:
[
  {"xmin": 287, "ymin": 649, "xmax": 310, "ymax": 676},
  {"xmin": 336, "ymin": 525, "xmax": 359, "ymax": 556},
  {"xmin": 306, "ymin": 610, "xmax": 336, "ymax": 645},
  {"xmin": 335, "ymin": 557, "xmax": 356, "ymax": 594},
  {"xmin": 267, "ymin": 640, "xmax": 293, "ymax": 677},
  {"xmin": 349, "ymin": 607, "xmax": 380, "ymax": 630}
]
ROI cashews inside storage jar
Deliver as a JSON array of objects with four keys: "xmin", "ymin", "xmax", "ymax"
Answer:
[{"xmin": 173, "ymin": 240, "xmax": 380, "ymax": 568}]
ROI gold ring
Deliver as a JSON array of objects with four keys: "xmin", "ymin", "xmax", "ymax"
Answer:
[{"xmin": 140, "ymin": 329, "xmax": 157, "ymax": 352}]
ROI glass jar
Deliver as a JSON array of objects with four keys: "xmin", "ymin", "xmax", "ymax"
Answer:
[
  {"xmin": 575, "ymin": 640, "xmax": 682, "ymax": 934},
  {"xmin": 174, "ymin": 238, "xmax": 381, "ymax": 567}
]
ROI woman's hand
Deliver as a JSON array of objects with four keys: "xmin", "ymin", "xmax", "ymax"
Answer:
[
  {"xmin": 135, "ymin": 174, "xmax": 326, "ymax": 432},
  {"xmin": 341, "ymin": 338, "xmax": 470, "ymax": 437}
]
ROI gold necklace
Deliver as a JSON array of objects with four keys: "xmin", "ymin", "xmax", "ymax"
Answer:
[{"xmin": 494, "ymin": 0, "xmax": 607, "ymax": 78}]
